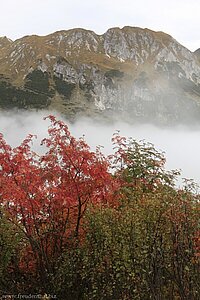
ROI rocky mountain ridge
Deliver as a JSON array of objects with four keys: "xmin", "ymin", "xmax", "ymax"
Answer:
[{"xmin": 0, "ymin": 26, "xmax": 200, "ymax": 124}]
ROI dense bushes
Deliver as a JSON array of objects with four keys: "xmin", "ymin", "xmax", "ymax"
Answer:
[
  {"xmin": 0, "ymin": 117, "xmax": 199, "ymax": 299},
  {"xmin": 0, "ymin": 77, "xmax": 51, "ymax": 110},
  {"xmin": 55, "ymin": 172, "xmax": 200, "ymax": 299}
]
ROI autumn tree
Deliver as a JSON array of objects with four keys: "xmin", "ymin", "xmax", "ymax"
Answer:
[
  {"xmin": 1, "ymin": 117, "xmax": 199, "ymax": 298},
  {"xmin": 0, "ymin": 116, "xmax": 118, "ymax": 292}
]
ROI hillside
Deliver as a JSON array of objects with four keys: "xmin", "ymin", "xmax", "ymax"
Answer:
[{"xmin": 0, "ymin": 26, "xmax": 200, "ymax": 124}]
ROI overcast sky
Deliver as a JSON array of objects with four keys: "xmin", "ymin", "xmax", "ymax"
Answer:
[{"xmin": 0, "ymin": 0, "xmax": 199, "ymax": 51}]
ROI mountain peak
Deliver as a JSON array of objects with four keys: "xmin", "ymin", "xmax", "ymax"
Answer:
[
  {"xmin": 0, "ymin": 36, "xmax": 13, "ymax": 47},
  {"xmin": 0, "ymin": 26, "xmax": 200, "ymax": 125}
]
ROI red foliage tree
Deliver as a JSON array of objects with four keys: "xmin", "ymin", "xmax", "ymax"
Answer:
[{"xmin": 0, "ymin": 116, "xmax": 119, "ymax": 284}]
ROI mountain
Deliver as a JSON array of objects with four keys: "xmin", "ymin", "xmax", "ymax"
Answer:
[
  {"xmin": 194, "ymin": 48, "xmax": 200, "ymax": 63},
  {"xmin": 0, "ymin": 36, "xmax": 12, "ymax": 48},
  {"xmin": 0, "ymin": 26, "xmax": 200, "ymax": 124}
]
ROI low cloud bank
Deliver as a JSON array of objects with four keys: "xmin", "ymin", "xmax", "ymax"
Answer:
[{"xmin": 1, "ymin": 110, "xmax": 200, "ymax": 187}]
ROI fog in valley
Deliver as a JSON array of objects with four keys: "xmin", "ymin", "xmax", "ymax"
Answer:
[{"xmin": 1, "ymin": 110, "xmax": 200, "ymax": 187}]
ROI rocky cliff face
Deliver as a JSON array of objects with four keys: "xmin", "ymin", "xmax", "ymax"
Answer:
[{"xmin": 0, "ymin": 27, "xmax": 200, "ymax": 124}]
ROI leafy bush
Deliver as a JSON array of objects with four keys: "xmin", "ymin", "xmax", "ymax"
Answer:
[
  {"xmin": 0, "ymin": 209, "xmax": 23, "ymax": 294},
  {"xmin": 0, "ymin": 116, "xmax": 199, "ymax": 298}
]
